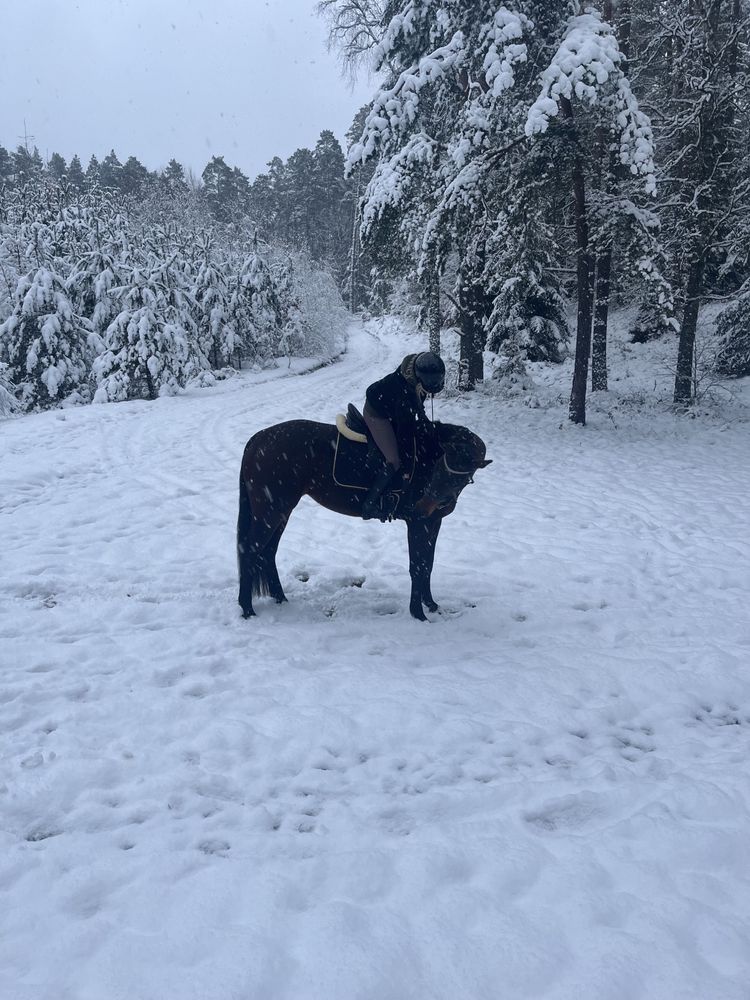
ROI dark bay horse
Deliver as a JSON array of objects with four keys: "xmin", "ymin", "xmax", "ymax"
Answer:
[{"xmin": 237, "ymin": 415, "xmax": 491, "ymax": 620}]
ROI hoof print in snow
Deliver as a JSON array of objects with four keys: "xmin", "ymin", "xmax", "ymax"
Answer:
[
  {"xmin": 524, "ymin": 794, "xmax": 602, "ymax": 833},
  {"xmin": 25, "ymin": 828, "xmax": 61, "ymax": 842},
  {"xmin": 198, "ymin": 838, "xmax": 230, "ymax": 856}
]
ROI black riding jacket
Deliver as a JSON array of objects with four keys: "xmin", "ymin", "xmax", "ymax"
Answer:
[{"xmin": 365, "ymin": 355, "xmax": 438, "ymax": 469}]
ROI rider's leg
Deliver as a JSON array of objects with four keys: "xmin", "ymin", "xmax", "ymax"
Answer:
[{"xmin": 362, "ymin": 402, "xmax": 400, "ymax": 519}]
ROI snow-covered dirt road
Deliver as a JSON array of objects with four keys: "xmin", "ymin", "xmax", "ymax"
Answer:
[{"xmin": 1, "ymin": 320, "xmax": 749, "ymax": 999}]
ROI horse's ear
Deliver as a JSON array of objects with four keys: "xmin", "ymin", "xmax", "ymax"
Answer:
[{"xmin": 480, "ymin": 459, "xmax": 493, "ymax": 467}]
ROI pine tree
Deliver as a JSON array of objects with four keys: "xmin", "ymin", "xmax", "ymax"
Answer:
[
  {"xmin": 47, "ymin": 152, "xmax": 67, "ymax": 182},
  {"xmin": 13, "ymin": 146, "xmax": 43, "ymax": 186},
  {"xmin": 85, "ymin": 155, "xmax": 101, "ymax": 187},
  {"xmin": 715, "ymin": 293, "xmax": 750, "ymax": 378},
  {"xmin": 192, "ymin": 237, "xmax": 237, "ymax": 367},
  {"xmin": 310, "ymin": 131, "xmax": 349, "ymax": 278},
  {"xmin": 0, "ymin": 145, "xmax": 13, "ymax": 186},
  {"xmin": 121, "ymin": 156, "xmax": 150, "ymax": 196},
  {"xmin": 162, "ymin": 159, "xmax": 188, "ymax": 194},
  {"xmin": 202, "ymin": 156, "xmax": 240, "ymax": 222},
  {"xmin": 99, "ymin": 150, "xmax": 123, "ymax": 191},
  {"xmin": 1, "ymin": 266, "xmax": 89, "ymax": 409},
  {"xmin": 93, "ymin": 256, "xmax": 191, "ymax": 401},
  {"xmin": 227, "ymin": 243, "xmax": 282, "ymax": 365},
  {"xmin": 485, "ymin": 238, "xmax": 569, "ymax": 363},
  {"xmin": 67, "ymin": 155, "xmax": 85, "ymax": 190},
  {"xmin": 0, "ymin": 361, "xmax": 18, "ymax": 417}
]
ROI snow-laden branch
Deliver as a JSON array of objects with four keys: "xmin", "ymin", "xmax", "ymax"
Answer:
[
  {"xmin": 481, "ymin": 6, "xmax": 532, "ymax": 97},
  {"xmin": 347, "ymin": 32, "xmax": 465, "ymax": 170},
  {"xmin": 525, "ymin": 10, "xmax": 656, "ymax": 195},
  {"xmin": 360, "ymin": 134, "xmax": 439, "ymax": 235}
]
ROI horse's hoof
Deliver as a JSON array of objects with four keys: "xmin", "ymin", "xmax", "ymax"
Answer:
[
  {"xmin": 410, "ymin": 604, "xmax": 428, "ymax": 621},
  {"xmin": 241, "ymin": 608, "xmax": 256, "ymax": 619},
  {"xmin": 424, "ymin": 601, "xmax": 439, "ymax": 614}
]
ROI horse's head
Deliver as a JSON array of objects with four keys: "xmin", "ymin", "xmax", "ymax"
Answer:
[{"xmin": 415, "ymin": 423, "xmax": 492, "ymax": 518}]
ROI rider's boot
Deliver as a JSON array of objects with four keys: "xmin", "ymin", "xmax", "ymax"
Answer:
[{"xmin": 361, "ymin": 464, "xmax": 398, "ymax": 521}]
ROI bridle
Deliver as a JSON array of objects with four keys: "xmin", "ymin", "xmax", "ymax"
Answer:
[{"xmin": 441, "ymin": 453, "xmax": 475, "ymax": 483}]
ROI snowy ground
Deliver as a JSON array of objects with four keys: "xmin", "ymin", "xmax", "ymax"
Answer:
[{"xmin": 1, "ymin": 318, "xmax": 749, "ymax": 1000}]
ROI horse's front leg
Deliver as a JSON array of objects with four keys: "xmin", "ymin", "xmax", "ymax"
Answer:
[{"xmin": 406, "ymin": 515, "xmax": 442, "ymax": 620}]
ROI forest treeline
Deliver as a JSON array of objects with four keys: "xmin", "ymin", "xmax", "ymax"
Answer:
[
  {"xmin": 2, "ymin": 0, "xmax": 750, "ymax": 420},
  {"xmin": 0, "ymin": 136, "xmax": 351, "ymax": 414}
]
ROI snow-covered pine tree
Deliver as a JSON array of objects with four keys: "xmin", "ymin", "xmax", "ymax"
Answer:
[
  {"xmin": 93, "ymin": 254, "xmax": 191, "ymax": 402},
  {"xmin": 85, "ymin": 156, "xmax": 101, "ymax": 188},
  {"xmin": 161, "ymin": 159, "xmax": 188, "ymax": 195},
  {"xmin": 275, "ymin": 256, "xmax": 307, "ymax": 362},
  {"xmin": 67, "ymin": 155, "xmax": 85, "ymax": 190},
  {"xmin": 227, "ymin": 243, "xmax": 282, "ymax": 366},
  {"xmin": 310, "ymin": 130, "xmax": 350, "ymax": 280},
  {"xmin": 1, "ymin": 265, "xmax": 89, "ymax": 409},
  {"xmin": 278, "ymin": 253, "xmax": 348, "ymax": 358},
  {"xmin": 485, "ymin": 231, "xmax": 569, "ymax": 363},
  {"xmin": 715, "ymin": 292, "xmax": 750, "ymax": 378},
  {"xmin": 99, "ymin": 150, "xmax": 124, "ymax": 191},
  {"xmin": 0, "ymin": 361, "xmax": 18, "ymax": 417},
  {"xmin": 192, "ymin": 237, "xmax": 238, "ymax": 368}
]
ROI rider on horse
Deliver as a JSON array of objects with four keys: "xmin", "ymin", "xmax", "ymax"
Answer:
[{"xmin": 361, "ymin": 351, "xmax": 446, "ymax": 520}]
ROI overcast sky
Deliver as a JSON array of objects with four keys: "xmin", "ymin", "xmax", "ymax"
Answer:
[{"xmin": 0, "ymin": 0, "xmax": 375, "ymax": 179}]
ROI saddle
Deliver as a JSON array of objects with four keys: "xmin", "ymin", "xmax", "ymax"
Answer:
[
  {"xmin": 335, "ymin": 403, "xmax": 370, "ymax": 443},
  {"xmin": 332, "ymin": 405, "xmax": 414, "ymax": 517}
]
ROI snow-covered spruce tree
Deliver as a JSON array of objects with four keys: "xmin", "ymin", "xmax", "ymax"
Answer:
[
  {"xmin": 276, "ymin": 259, "xmax": 307, "ymax": 362},
  {"xmin": 523, "ymin": 7, "xmax": 655, "ymax": 419},
  {"xmin": 626, "ymin": 245, "xmax": 678, "ymax": 344},
  {"xmin": 227, "ymin": 243, "xmax": 282, "ymax": 366},
  {"xmin": 192, "ymin": 237, "xmax": 238, "ymax": 368},
  {"xmin": 0, "ymin": 361, "xmax": 18, "ymax": 416},
  {"xmin": 310, "ymin": 130, "xmax": 352, "ymax": 283},
  {"xmin": 481, "ymin": 140, "xmax": 570, "ymax": 366},
  {"xmin": 346, "ymin": 2, "xmax": 655, "ymax": 415},
  {"xmin": 485, "ymin": 232, "xmax": 569, "ymax": 363},
  {"xmin": 0, "ymin": 266, "xmax": 89, "ymax": 410},
  {"xmin": 715, "ymin": 293, "xmax": 750, "ymax": 379},
  {"xmin": 280, "ymin": 253, "xmax": 348, "ymax": 358},
  {"xmin": 93, "ymin": 255, "xmax": 191, "ymax": 402},
  {"xmin": 66, "ymin": 194, "xmax": 130, "ymax": 354}
]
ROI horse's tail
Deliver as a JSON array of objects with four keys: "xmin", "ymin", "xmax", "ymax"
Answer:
[{"xmin": 237, "ymin": 469, "xmax": 274, "ymax": 616}]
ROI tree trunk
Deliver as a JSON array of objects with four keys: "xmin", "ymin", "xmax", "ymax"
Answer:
[
  {"xmin": 566, "ymin": 142, "xmax": 595, "ymax": 420},
  {"xmin": 591, "ymin": 250, "xmax": 611, "ymax": 391},
  {"xmin": 469, "ymin": 326, "xmax": 484, "ymax": 384},
  {"xmin": 674, "ymin": 257, "xmax": 704, "ymax": 405},
  {"xmin": 349, "ymin": 169, "xmax": 361, "ymax": 312},
  {"xmin": 455, "ymin": 272, "xmax": 486, "ymax": 389},
  {"xmin": 427, "ymin": 270, "xmax": 441, "ymax": 356}
]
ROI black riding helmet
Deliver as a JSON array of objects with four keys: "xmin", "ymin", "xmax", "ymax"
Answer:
[{"xmin": 414, "ymin": 351, "xmax": 446, "ymax": 394}]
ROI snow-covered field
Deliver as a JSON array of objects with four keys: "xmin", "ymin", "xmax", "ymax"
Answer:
[{"xmin": 1, "ymin": 318, "xmax": 749, "ymax": 1000}]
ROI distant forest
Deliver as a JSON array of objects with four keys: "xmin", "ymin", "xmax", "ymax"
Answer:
[{"xmin": 2, "ymin": 0, "xmax": 750, "ymax": 420}]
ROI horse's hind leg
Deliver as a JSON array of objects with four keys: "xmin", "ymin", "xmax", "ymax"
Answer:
[
  {"xmin": 238, "ymin": 472, "xmax": 297, "ymax": 617},
  {"xmin": 264, "ymin": 522, "xmax": 289, "ymax": 604}
]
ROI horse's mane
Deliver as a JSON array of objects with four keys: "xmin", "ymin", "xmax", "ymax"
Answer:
[{"xmin": 434, "ymin": 422, "xmax": 487, "ymax": 466}]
